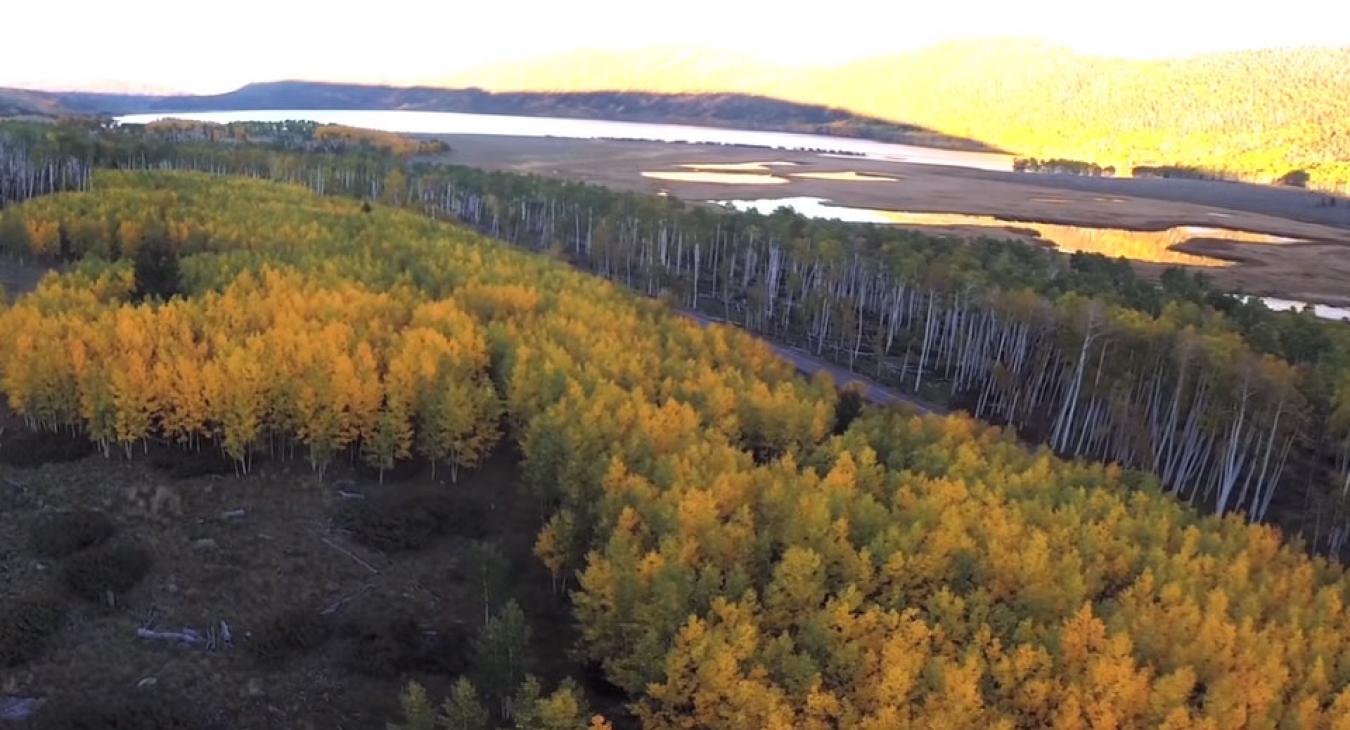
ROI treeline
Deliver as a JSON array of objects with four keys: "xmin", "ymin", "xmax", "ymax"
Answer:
[
  {"xmin": 312, "ymin": 124, "xmax": 449, "ymax": 156},
  {"xmin": 1013, "ymin": 157, "xmax": 1116, "ymax": 176},
  {"xmin": 3, "ymin": 122, "xmax": 1350, "ymax": 556},
  {"xmin": 0, "ymin": 119, "xmax": 434, "ymax": 212},
  {"xmin": 0, "ymin": 122, "xmax": 94, "ymax": 207},
  {"xmin": 1132, "ymin": 165, "xmax": 1231, "ymax": 182},
  {"xmin": 5, "ymin": 172, "xmax": 1350, "ymax": 727}
]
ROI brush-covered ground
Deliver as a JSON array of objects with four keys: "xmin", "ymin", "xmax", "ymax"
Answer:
[{"xmin": 0, "ymin": 410, "xmax": 617, "ymax": 729}]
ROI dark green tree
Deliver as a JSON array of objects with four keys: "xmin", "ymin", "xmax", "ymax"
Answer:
[{"xmin": 132, "ymin": 235, "xmax": 182, "ymax": 301}]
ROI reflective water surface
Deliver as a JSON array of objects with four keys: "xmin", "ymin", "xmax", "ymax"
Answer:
[
  {"xmin": 716, "ymin": 196, "xmax": 1300, "ymax": 268},
  {"xmin": 678, "ymin": 162, "xmax": 798, "ymax": 172},
  {"xmin": 789, "ymin": 171, "xmax": 898, "ymax": 182},
  {"xmin": 116, "ymin": 110, "xmax": 1015, "ymax": 170},
  {"xmin": 1254, "ymin": 297, "xmax": 1350, "ymax": 321},
  {"xmin": 643, "ymin": 171, "xmax": 790, "ymax": 184}
]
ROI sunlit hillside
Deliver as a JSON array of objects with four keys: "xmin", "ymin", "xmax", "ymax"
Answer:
[
  {"xmin": 441, "ymin": 45, "xmax": 789, "ymax": 94},
  {"xmin": 449, "ymin": 41, "xmax": 1350, "ymax": 191}
]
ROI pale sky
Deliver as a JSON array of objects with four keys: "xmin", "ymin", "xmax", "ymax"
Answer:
[{"xmin": 6, "ymin": 0, "xmax": 1350, "ymax": 93}]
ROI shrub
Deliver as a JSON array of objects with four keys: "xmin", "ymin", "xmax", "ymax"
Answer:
[
  {"xmin": 0, "ymin": 430, "xmax": 93, "ymax": 468},
  {"xmin": 336, "ymin": 614, "xmax": 422, "ymax": 678},
  {"xmin": 34, "ymin": 695, "xmax": 200, "ymax": 730},
  {"xmin": 249, "ymin": 608, "xmax": 331, "ymax": 664},
  {"xmin": 353, "ymin": 457, "xmax": 424, "ymax": 483},
  {"xmin": 132, "ymin": 235, "xmax": 182, "ymax": 302},
  {"xmin": 61, "ymin": 541, "xmax": 152, "ymax": 602},
  {"xmin": 30, "ymin": 510, "xmax": 116, "ymax": 558},
  {"xmin": 0, "ymin": 596, "xmax": 64, "ymax": 666},
  {"xmin": 831, "ymin": 385, "xmax": 866, "ymax": 435},
  {"xmin": 336, "ymin": 613, "xmax": 468, "ymax": 678},
  {"xmin": 441, "ymin": 499, "xmax": 487, "ymax": 541},
  {"xmin": 149, "ymin": 448, "xmax": 235, "ymax": 479},
  {"xmin": 335, "ymin": 492, "xmax": 477, "ymax": 552},
  {"xmin": 1277, "ymin": 168, "xmax": 1311, "ymax": 187}
]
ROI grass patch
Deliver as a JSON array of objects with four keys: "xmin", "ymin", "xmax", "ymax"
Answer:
[
  {"xmin": 249, "ymin": 608, "xmax": 332, "ymax": 665},
  {"xmin": 149, "ymin": 448, "xmax": 236, "ymax": 479},
  {"xmin": 0, "ymin": 429, "xmax": 93, "ymax": 468},
  {"xmin": 61, "ymin": 541, "xmax": 152, "ymax": 603},
  {"xmin": 335, "ymin": 612, "xmax": 469, "ymax": 678},
  {"xmin": 30, "ymin": 510, "xmax": 116, "ymax": 558},
  {"xmin": 0, "ymin": 595, "xmax": 64, "ymax": 667},
  {"xmin": 335, "ymin": 491, "xmax": 484, "ymax": 552},
  {"xmin": 353, "ymin": 458, "xmax": 425, "ymax": 483},
  {"xmin": 33, "ymin": 694, "xmax": 201, "ymax": 730}
]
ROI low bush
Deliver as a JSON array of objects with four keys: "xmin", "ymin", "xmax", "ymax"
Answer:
[
  {"xmin": 831, "ymin": 385, "xmax": 866, "ymax": 435},
  {"xmin": 249, "ymin": 608, "xmax": 332, "ymax": 664},
  {"xmin": 353, "ymin": 457, "xmax": 425, "ymax": 483},
  {"xmin": 149, "ymin": 448, "xmax": 236, "ymax": 479},
  {"xmin": 440, "ymin": 499, "xmax": 487, "ymax": 541},
  {"xmin": 30, "ymin": 510, "xmax": 116, "ymax": 558},
  {"xmin": 34, "ymin": 694, "xmax": 201, "ymax": 730},
  {"xmin": 336, "ymin": 613, "xmax": 468, "ymax": 678},
  {"xmin": 61, "ymin": 541, "xmax": 152, "ymax": 602},
  {"xmin": 334, "ymin": 492, "xmax": 483, "ymax": 552},
  {"xmin": 0, "ymin": 429, "xmax": 93, "ymax": 468},
  {"xmin": 0, "ymin": 595, "xmax": 64, "ymax": 666}
]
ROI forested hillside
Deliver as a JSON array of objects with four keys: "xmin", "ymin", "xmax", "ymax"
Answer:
[
  {"xmin": 3, "ymin": 171, "xmax": 1350, "ymax": 728},
  {"xmin": 453, "ymin": 42, "xmax": 1350, "ymax": 192},
  {"xmin": 3, "ymin": 120, "xmax": 1350, "ymax": 558},
  {"xmin": 0, "ymin": 80, "xmax": 980, "ymax": 149}
]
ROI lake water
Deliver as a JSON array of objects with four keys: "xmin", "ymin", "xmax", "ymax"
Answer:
[
  {"xmin": 1255, "ymin": 297, "xmax": 1350, "ymax": 322},
  {"xmin": 642, "ymin": 171, "xmax": 790, "ymax": 185},
  {"xmin": 717, "ymin": 196, "xmax": 1300, "ymax": 268},
  {"xmin": 114, "ymin": 109, "xmax": 1015, "ymax": 171}
]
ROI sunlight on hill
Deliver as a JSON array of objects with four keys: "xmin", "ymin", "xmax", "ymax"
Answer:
[{"xmin": 451, "ymin": 41, "xmax": 1350, "ymax": 193}]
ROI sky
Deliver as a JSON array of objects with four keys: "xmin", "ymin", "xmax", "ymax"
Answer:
[{"xmin": 5, "ymin": 0, "xmax": 1350, "ymax": 93}]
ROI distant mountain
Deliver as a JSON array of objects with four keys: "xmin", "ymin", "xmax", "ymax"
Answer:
[
  {"xmin": 450, "ymin": 41, "xmax": 1350, "ymax": 192},
  {"xmin": 0, "ymin": 81, "xmax": 993, "ymax": 151},
  {"xmin": 0, "ymin": 87, "xmax": 68, "ymax": 117},
  {"xmin": 9, "ymin": 41, "xmax": 1349, "ymax": 190}
]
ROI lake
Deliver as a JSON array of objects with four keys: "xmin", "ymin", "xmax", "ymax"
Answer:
[
  {"xmin": 114, "ymin": 109, "xmax": 1015, "ymax": 172},
  {"xmin": 1255, "ymin": 297, "xmax": 1350, "ymax": 322}
]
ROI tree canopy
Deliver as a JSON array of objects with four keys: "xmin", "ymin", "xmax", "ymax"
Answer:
[{"xmin": 2, "ymin": 172, "xmax": 1350, "ymax": 727}]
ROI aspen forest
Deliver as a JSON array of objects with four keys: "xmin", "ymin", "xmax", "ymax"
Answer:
[
  {"xmin": 2, "ymin": 123, "xmax": 1350, "ymax": 727},
  {"xmin": 4, "ymin": 120, "xmax": 1349, "ymax": 553}
]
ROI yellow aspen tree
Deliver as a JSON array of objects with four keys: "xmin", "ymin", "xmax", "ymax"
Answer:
[{"xmin": 205, "ymin": 343, "xmax": 265, "ymax": 471}]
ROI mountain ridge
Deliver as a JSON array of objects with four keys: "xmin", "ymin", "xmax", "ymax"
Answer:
[
  {"xmin": 0, "ymin": 80, "xmax": 997, "ymax": 151},
  {"xmin": 5, "ymin": 41, "xmax": 1349, "ymax": 189}
]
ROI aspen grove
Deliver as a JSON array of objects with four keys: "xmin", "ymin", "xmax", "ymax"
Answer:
[
  {"xmin": 3, "ymin": 120, "xmax": 1349, "ymax": 556},
  {"xmin": 1, "ymin": 171, "xmax": 1349, "ymax": 728}
]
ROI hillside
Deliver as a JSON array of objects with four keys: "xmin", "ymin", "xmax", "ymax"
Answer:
[
  {"xmin": 0, "ymin": 87, "xmax": 65, "ymax": 117},
  {"xmin": 0, "ymin": 81, "xmax": 990, "ymax": 151},
  {"xmin": 14, "ymin": 42, "xmax": 1348, "ymax": 188},
  {"xmin": 450, "ymin": 41, "xmax": 1350, "ymax": 192}
]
